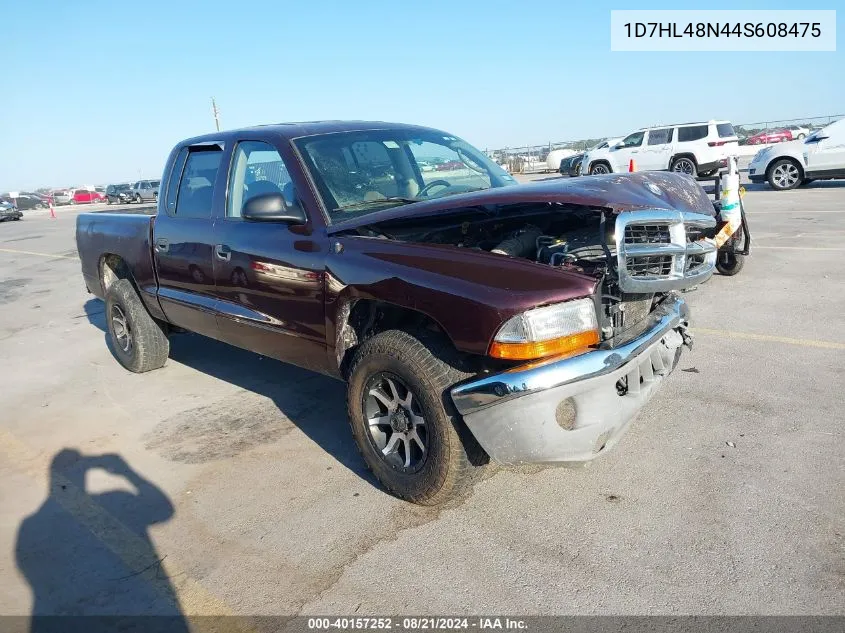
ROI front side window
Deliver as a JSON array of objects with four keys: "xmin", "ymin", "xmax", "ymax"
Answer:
[
  {"xmin": 618, "ymin": 132, "xmax": 644, "ymax": 148},
  {"xmin": 647, "ymin": 128, "xmax": 673, "ymax": 145},
  {"xmin": 227, "ymin": 141, "xmax": 292, "ymax": 218},
  {"xmin": 678, "ymin": 125, "xmax": 709, "ymax": 142},
  {"xmin": 174, "ymin": 147, "xmax": 223, "ymax": 219},
  {"xmin": 294, "ymin": 129, "xmax": 515, "ymax": 223}
]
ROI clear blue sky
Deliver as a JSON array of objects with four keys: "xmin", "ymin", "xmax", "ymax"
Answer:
[{"xmin": 1, "ymin": 0, "xmax": 841, "ymax": 191}]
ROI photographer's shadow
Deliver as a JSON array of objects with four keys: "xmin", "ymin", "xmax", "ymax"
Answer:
[{"xmin": 15, "ymin": 449, "xmax": 188, "ymax": 632}]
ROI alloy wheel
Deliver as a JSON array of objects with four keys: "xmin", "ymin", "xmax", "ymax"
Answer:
[
  {"xmin": 110, "ymin": 304, "xmax": 133, "ymax": 353},
  {"xmin": 363, "ymin": 373, "xmax": 428, "ymax": 471},
  {"xmin": 772, "ymin": 162, "xmax": 800, "ymax": 189}
]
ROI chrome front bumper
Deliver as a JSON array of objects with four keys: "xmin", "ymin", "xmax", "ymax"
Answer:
[{"xmin": 450, "ymin": 297, "xmax": 689, "ymax": 464}]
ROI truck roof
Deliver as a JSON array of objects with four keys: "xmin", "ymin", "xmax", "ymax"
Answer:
[{"xmin": 180, "ymin": 120, "xmax": 443, "ymax": 146}]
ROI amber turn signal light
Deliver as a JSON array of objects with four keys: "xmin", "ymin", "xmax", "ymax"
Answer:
[{"xmin": 489, "ymin": 330, "xmax": 600, "ymax": 361}]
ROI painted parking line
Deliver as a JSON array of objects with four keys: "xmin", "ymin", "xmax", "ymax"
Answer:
[
  {"xmin": 752, "ymin": 244, "xmax": 845, "ymax": 251},
  {"xmin": 696, "ymin": 328, "xmax": 845, "ymax": 350},
  {"xmin": 0, "ymin": 429, "xmax": 246, "ymax": 620},
  {"xmin": 0, "ymin": 247, "xmax": 78, "ymax": 260}
]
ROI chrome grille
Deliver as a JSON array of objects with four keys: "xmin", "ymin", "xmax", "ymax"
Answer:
[
  {"xmin": 624, "ymin": 224, "xmax": 671, "ymax": 245},
  {"xmin": 615, "ymin": 210, "xmax": 717, "ymax": 292},
  {"xmin": 627, "ymin": 255, "xmax": 673, "ymax": 277}
]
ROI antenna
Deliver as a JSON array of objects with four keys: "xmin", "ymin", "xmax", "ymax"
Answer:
[{"xmin": 211, "ymin": 97, "xmax": 221, "ymax": 132}]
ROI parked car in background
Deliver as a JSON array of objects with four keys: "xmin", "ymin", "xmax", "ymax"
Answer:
[
  {"xmin": 582, "ymin": 121, "xmax": 738, "ymax": 177},
  {"xmin": 71, "ymin": 189, "xmax": 107, "ymax": 204},
  {"xmin": 545, "ymin": 148, "xmax": 577, "ymax": 172},
  {"xmin": 129, "ymin": 180, "xmax": 160, "ymax": 203},
  {"xmin": 52, "ymin": 190, "xmax": 73, "ymax": 205},
  {"xmin": 558, "ymin": 152, "xmax": 584, "ymax": 177},
  {"xmin": 786, "ymin": 126, "xmax": 809, "ymax": 140},
  {"xmin": 106, "ymin": 183, "xmax": 133, "ymax": 204},
  {"xmin": 745, "ymin": 129, "xmax": 792, "ymax": 145},
  {"xmin": 748, "ymin": 118, "xmax": 845, "ymax": 190},
  {"xmin": 1, "ymin": 193, "xmax": 47, "ymax": 210},
  {"xmin": 1, "ymin": 201, "xmax": 23, "ymax": 221}
]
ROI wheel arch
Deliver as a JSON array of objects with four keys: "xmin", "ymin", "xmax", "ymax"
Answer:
[
  {"xmin": 335, "ymin": 297, "xmax": 461, "ymax": 378},
  {"xmin": 670, "ymin": 152, "xmax": 698, "ymax": 167},
  {"xmin": 99, "ymin": 253, "xmax": 139, "ymax": 296}
]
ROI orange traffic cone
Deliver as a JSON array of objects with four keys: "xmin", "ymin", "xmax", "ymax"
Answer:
[
  {"xmin": 49, "ymin": 202, "xmax": 56, "ymax": 219},
  {"xmin": 628, "ymin": 159, "xmax": 637, "ymax": 172}
]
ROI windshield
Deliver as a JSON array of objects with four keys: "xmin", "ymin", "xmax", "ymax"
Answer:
[{"xmin": 294, "ymin": 129, "xmax": 517, "ymax": 223}]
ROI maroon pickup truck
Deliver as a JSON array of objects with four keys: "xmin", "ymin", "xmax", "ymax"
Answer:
[{"xmin": 76, "ymin": 121, "xmax": 718, "ymax": 504}]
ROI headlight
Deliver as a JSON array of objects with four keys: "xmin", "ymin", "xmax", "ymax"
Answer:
[{"xmin": 489, "ymin": 298, "xmax": 599, "ymax": 360}]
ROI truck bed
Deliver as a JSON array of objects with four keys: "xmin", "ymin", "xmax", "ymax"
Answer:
[{"xmin": 76, "ymin": 212, "xmax": 158, "ymax": 303}]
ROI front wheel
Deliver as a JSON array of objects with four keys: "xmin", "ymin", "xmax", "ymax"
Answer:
[
  {"xmin": 768, "ymin": 158, "xmax": 802, "ymax": 190},
  {"xmin": 135, "ymin": 194, "xmax": 143, "ymax": 203},
  {"xmin": 346, "ymin": 330, "xmax": 481, "ymax": 505},
  {"xmin": 671, "ymin": 156, "xmax": 697, "ymax": 176},
  {"xmin": 105, "ymin": 279, "xmax": 169, "ymax": 373},
  {"xmin": 716, "ymin": 251, "xmax": 745, "ymax": 276},
  {"xmin": 589, "ymin": 163, "xmax": 610, "ymax": 175}
]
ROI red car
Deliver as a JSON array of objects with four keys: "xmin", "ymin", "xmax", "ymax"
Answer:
[
  {"xmin": 71, "ymin": 189, "xmax": 107, "ymax": 204},
  {"xmin": 745, "ymin": 129, "xmax": 793, "ymax": 145}
]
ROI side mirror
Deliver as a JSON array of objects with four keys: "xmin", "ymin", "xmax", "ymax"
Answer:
[{"xmin": 242, "ymin": 192, "xmax": 306, "ymax": 224}]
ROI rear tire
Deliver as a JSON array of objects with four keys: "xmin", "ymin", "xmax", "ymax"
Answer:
[
  {"xmin": 346, "ymin": 330, "xmax": 481, "ymax": 505},
  {"xmin": 105, "ymin": 279, "xmax": 169, "ymax": 373}
]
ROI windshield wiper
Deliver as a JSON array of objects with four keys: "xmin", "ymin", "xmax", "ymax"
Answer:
[{"xmin": 333, "ymin": 197, "xmax": 418, "ymax": 212}]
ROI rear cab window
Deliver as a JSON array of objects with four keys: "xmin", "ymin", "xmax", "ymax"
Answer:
[{"xmin": 163, "ymin": 145, "xmax": 223, "ymax": 218}]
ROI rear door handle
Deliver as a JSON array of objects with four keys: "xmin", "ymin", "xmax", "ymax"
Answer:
[
  {"xmin": 155, "ymin": 238, "xmax": 169, "ymax": 253},
  {"xmin": 215, "ymin": 244, "xmax": 231, "ymax": 261}
]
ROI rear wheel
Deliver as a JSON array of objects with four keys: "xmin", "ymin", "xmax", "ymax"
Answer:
[
  {"xmin": 105, "ymin": 279, "xmax": 169, "ymax": 373},
  {"xmin": 346, "ymin": 330, "xmax": 481, "ymax": 505},
  {"xmin": 768, "ymin": 158, "xmax": 802, "ymax": 190}
]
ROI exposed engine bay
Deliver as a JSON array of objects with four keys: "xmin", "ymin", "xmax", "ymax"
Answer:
[{"xmin": 355, "ymin": 203, "xmax": 677, "ymax": 347}]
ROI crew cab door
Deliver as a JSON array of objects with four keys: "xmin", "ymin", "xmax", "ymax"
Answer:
[
  {"xmin": 639, "ymin": 128, "xmax": 674, "ymax": 171},
  {"xmin": 609, "ymin": 131, "xmax": 644, "ymax": 171},
  {"xmin": 210, "ymin": 139, "xmax": 328, "ymax": 372},
  {"xmin": 152, "ymin": 143, "xmax": 224, "ymax": 339}
]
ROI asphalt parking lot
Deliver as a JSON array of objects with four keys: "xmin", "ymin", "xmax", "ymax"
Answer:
[{"xmin": 0, "ymin": 181, "xmax": 843, "ymax": 618}]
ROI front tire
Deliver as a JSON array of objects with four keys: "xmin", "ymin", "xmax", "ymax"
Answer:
[
  {"xmin": 768, "ymin": 158, "xmax": 802, "ymax": 190},
  {"xmin": 346, "ymin": 330, "xmax": 480, "ymax": 505},
  {"xmin": 671, "ymin": 156, "xmax": 697, "ymax": 177},
  {"xmin": 589, "ymin": 162, "xmax": 610, "ymax": 175},
  {"xmin": 105, "ymin": 279, "xmax": 169, "ymax": 373}
]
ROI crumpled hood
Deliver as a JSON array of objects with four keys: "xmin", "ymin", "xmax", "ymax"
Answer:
[{"xmin": 328, "ymin": 171, "xmax": 715, "ymax": 233}]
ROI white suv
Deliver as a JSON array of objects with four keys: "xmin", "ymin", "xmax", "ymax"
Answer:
[
  {"xmin": 581, "ymin": 120, "xmax": 739, "ymax": 177},
  {"xmin": 748, "ymin": 118, "xmax": 845, "ymax": 190}
]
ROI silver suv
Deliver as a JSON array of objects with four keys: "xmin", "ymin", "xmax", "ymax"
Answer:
[{"xmin": 130, "ymin": 180, "xmax": 160, "ymax": 203}]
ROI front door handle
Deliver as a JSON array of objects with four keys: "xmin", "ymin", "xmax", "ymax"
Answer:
[
  {"xmin": 155, "ymin": 238, "xmax": 169, "ymax": 253},
  {"xmin": 215, "ymin": 244, "xmax": 231, "ymax": 261}
]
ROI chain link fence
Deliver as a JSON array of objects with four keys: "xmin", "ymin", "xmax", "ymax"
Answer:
[{"xmin": 489, "ymin": 114, "xmax": 843, "ymax": 174}]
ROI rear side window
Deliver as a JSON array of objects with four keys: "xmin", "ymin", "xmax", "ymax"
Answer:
[
  {"xmin": 717, "ymin": 123, "xmax": 736, "ymax": 138},
  {"xmin": 677, "ymin": 125, "xmax": 708, "ymax": 142},
  {"xmin": 647, "ymin": 128, "xmax": 673, "ymax": 145},
  {"xmin": 174, "ymin": 147, "xmax": 223, "ymax": 219}
]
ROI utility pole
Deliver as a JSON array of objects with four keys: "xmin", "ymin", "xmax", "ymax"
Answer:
[{"xmin": 211, "ymin": 97, "xmax": 221, "ymax": 132}]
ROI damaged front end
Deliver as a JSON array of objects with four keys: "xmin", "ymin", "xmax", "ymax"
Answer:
[{"xmin": 339, "ymin": 173, "xmax": 717, "ymax": 463}]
